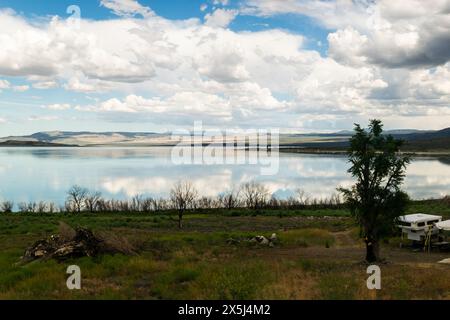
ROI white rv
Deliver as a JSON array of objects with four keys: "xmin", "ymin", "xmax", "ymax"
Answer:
[
  {"xmin": 436, "ymin": 220, "xmax": 450, "ymax": 232},
  {"xmin": 397, "ymin": 213, "xmax": 442, "ymax": 241}
]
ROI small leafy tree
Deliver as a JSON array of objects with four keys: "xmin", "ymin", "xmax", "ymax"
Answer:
[
  {"xmin": 339, "ymin": 119, "xmax": 410, "ymax": 262},
  {"xmin": 170, "ymin": 181, "xmax": 198, "ymax": 228}
]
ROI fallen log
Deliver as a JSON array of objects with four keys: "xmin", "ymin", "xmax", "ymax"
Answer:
[{"xmin": 22, "ymin": 223, "xmax": 134, "ymax": 263}]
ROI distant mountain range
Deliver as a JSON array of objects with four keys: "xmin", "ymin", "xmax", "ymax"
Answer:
[
  {"xmin": 0, "ymin": 131, "xmax": 172, "ymax": 147},
  {"xmin": 280, "ymin": 127, "xmax": 450, "ymax": 152},
  {"xmin": 397, "ymin": 127, "xmax": 450, "ymax": 152},
  {"xmin": 1, "ymin": 128, "xmax": 449, "ymax": 152},
  {"xmin": 334, "ymin": 129, "xmax": 434, "ymax": 135},
  {"xmin": 0, "ymin": 140, "xmax": 76, "ymax": 147}
]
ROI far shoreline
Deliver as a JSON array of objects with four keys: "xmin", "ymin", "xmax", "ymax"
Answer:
[
  {"xmin": 1, "ymin": 142, "xmax": 450, "ymax": 157},
  {"xmin": 279, "ymin": 147, "xmax": 450, "ymax": 157}
]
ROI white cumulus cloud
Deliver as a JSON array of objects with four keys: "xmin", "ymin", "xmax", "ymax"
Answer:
[
  {"xmin": 44, "ymin": 103, "xmax": 71, "ymax": 110},
  {"xmin": 0, "ymin": 1, "xmax": 449, "ymax": 131},
  {"xmin": 205, "ymin": 9, "xmax": 238, "ymax": 28},
  {"xmin": 100, "ymin": 0, "xmax": 154, "ymax": 17}
]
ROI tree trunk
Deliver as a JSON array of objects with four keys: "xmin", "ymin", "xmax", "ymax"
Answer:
[
  {"xmin": 178, "ymin": 212, "xmax": 183, "ymax": 229},
  {"xmin": 365, "ymin": 236, "xmax": 380, "ymax": 263}
]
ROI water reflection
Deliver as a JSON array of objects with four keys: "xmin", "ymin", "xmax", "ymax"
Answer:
[{"xmin": 0, "ymin": 147, "xmax": 448, "ymax": 204}]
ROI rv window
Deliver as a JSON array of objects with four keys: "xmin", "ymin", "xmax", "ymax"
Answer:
[
  {"xmin": 417, "ymin": 222, "xmax": 425, "ymax": 227},
  {"xmin": 427, "ymin": 220, "xmax": 438, "ymax": 225},
  {"xmin": 399, "ymin": 221, "xmax": 411, "ymax": 227}
]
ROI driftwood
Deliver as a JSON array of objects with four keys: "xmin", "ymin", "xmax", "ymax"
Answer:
[
  {"xmin": 22, "ymin": 223, "xmax": 135, "ymax": 263},
  {"xmin": 226, "ymin": 233, "xmax": 278, "ymax": 247}
]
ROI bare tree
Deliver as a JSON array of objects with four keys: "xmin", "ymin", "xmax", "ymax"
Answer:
[
  {"xmin": 197, "ymin": 196, "xmax": 216, "ymax": 209},
  {"xmin": 85, "ymin": 191, "xmax": 102, "ymax": 213},
  {"xmin": 268, "ymin": 195, "xmax": 280, "ymax": 209},
  {"xmin": 0, "ymin": 201, "xmax": 14, "ymax": 213},
  {"xmin": 295, "ymin": 188, "xmax": 309, "ymax": 206},
  {"xmin": 130, "ymin": 194, "xmax": 143, "ymax": 212},
  {"xmin": 47, "ymin": 202, "xmax": 56, "ymax": 213},
  {"xmin": 18, "ymin": 202, "xmax": 28, "ymax": 213},
  {"xmin": 141, "ymin": 197, "xmax": 153, "ymax": 213},
  {"xmin": 219, "ymin": 187, "xmax": 241, "ymax": 209},
  {"xmin": 37, "ymin": 201, "xmax": 47, "ymax": 213},
  {"xmin": 240, "ymin": 181, "xmax": 270, "ymax": 210},
  {"xmin": 18, "ymin": 202, "xmax": 37, "ymax": 213},
  {"xmin": 63, "ymin": 201, "xmax": 72, "ymax": 213},
  {"xmin": 170, "ymin": 181, "xmax": 198, "ymax": 228},
  {"xmin": 66, "ymin": 185, "xmax": 88, "ymax": 213},
  {"xmin": 152, "ymin": 197, "xmax": 169, "ymax": 211}
]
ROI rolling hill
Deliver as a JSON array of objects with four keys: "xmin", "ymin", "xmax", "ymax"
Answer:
[
  {"xmin": 0, "ymin": 140, "xmax": 76, "ymax": 147},
  {"xmin": 0, "ymin": 127, "xmax": 449, "ymax": 152},
  {"xmin": 280, "ymin": 127, "xmax": 450, "ymax": 152},
  {"xmin": 0, "ymin": 131, "xmax": 174, "ymax": 147}
]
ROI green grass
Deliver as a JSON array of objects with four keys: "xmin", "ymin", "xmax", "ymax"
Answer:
[
  {"xmin": 0, "ymin": 201, "xmax": 449, "ymax": 300},
  {"xmin": 406, "ymin": 199, "xmax": 450, "ymax": 218}
]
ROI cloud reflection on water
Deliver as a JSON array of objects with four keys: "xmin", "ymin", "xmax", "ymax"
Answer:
[{"xmin": 0, "ymin": 147, "xmax": 449, "ymax": 204}]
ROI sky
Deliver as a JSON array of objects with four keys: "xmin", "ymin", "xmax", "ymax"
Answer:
[{"xmin": 0, "ymin": 0, "xmax": 449, "ymax": 136}]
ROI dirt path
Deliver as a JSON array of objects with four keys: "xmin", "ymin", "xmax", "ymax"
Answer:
[
  {"xmin": 248, "ymin": 240, "xmax": 450, "ymax": 267},
  {"xmin": 333, "ymin": 230, "xmax": 358, "ymax": 248}
]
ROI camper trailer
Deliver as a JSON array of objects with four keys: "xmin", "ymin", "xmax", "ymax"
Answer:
[
  {"xmin": 397, "ymin": 213, "xmax": 442, "ymax": 241},
  {"xmin": 436, "ymin": 220, "xmax": 450, "ymax": 232}
]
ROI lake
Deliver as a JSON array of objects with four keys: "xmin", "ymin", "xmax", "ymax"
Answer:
[{"xmin": 0, "ymin": 147, "xmax": 449, "ymax": 205}]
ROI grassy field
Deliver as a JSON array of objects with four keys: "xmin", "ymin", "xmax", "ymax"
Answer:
[{"xmin": 0, "ymin": 201, "xmax": 449, "ymax": 300}]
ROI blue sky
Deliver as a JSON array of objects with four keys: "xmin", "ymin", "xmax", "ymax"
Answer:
[
  {"xmin": 0, "ymin": 0, "xmax": 449, "ymax": 136},
  {"xmin": 0, "ymin": 1, "xmax": 326, "ymax": 33},
  {"xmin": 0, "ymin": 0, "xmax": 330, "ymax": 53}
]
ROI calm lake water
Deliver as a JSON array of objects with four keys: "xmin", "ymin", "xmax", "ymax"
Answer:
[{"xmin": 0, "ymin": 147, "xmax": 449, "ymax": 205}]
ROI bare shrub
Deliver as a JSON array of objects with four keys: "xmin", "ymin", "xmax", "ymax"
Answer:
[
  {"xmin": 153, "ymin": 198, "xmax": 169, "ymax": 211},
  {"xmin": 0, "ymin": 201, "xmax": 14, "ymax": 213},
  {"xmin": 130, "ymin": 195, "xmax": 143, "ymax": 212},
  {"xmin": 328, "ymin": 193, "xmax": 343, "ymax": 207},
  {"xmin": 11, "ymin": 183, "xmax": 348, "ymax": 215},
  {"xmin": 240, "ymin": 181, "xmax": 270, "ymax": 210},
  {"xmin": 47, "ymin": 202, "xmax": 57, "ymax": 213},
  {"xmin": 37, "ymin": 201, "xmax": 47, "ymax": 213},
  {"xmin": 197, "ymin": 196, "xmax": 216, "ymax": 209},
  {"xmin": 267, "ymin": 196, "xmax": 281, "ymax": 209},
  {"xmin": 85, "ymin": 191, "xmax": 102, "ymax": 212},
  {"xmin": 18, "ymin": 202, "xmax": 26, "ymax": 213},
  {"xmin": 285, "ymin": 196, "xmax": 298, "ymax": 208},
  {"xmin": 295, "ymin": 189, "xmax": 310, "ymax": 206},
  {"xmin": 117, "ymin": 200, "xmax": 130, "ymax": 212},
  {"xmin": 218, "ymin": 188, "xmax": 241, "ymax": 209},
  {"xmin": 96, "ymin": 199, "xmax": 110, "ymax": 212},
  {"xmin": 18, "ymin": 202, "xmax": 37, "ymax": 213},
  {"xmin": 63, "ymin": 201, "xmax": 73, "ymax": 213},
  {"xmin": 141, "ymin": 197, "xmax": 154, "ymax": 212}
]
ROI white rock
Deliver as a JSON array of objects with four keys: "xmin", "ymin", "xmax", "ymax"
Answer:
[
  {"xmin": 256, "ymin": 236, "xmax": 269, "ymax": 245},
  {"xmin": 438, "ymin": 258, "xmax": 450, "ymax": 264}
]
